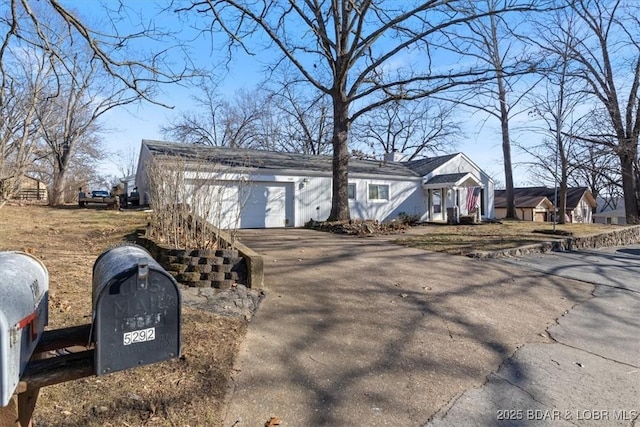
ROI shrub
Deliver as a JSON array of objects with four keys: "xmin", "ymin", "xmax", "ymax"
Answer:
[{"xmin": 396, "ymin": 212, "xmax": 420, "ymax": 226}]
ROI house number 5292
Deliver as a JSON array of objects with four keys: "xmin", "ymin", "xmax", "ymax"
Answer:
[{"xmin": 123, "ymin": 327, "xmax": 156, "ymax": 345}]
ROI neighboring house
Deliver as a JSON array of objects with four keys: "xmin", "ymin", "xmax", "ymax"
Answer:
[
  {"xmin": 494, "ymin": 187, "xmax": 597, "ymax": 223},
  {"xmin": 593, "ymin": 208, "xmax": 627, "ymax": 225},
  {"xmin": 135, "ymin": 140, "xmax": 495, "ymax": 229},
  {"xmin": 593, "ymin": 196, "xmax": 626, "ymax": 225},
  {"xmin": 494, "ymin": 194, "xmax": 554, "ymax": 222},
  {"xmin": 596, "ymin": 196, "xmax": 624, "ymax": 213}
]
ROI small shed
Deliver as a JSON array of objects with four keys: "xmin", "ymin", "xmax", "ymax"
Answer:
[{"xmin": 12, "ymin": 176, "xmax": 47, "ymax": 201}]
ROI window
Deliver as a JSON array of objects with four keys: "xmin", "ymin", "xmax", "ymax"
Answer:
[
  {"xmin": 368, "ymin": 184, "xmax": 389, "ymax": 201},
  {"xmin": 348, "ymin": 183, "xmax": 356, "ymax": 200}
]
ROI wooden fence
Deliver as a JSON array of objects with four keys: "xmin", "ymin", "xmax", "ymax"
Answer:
[{"xmin": 12, "ymin": 189, "xmax": 47, "ymax": 201}]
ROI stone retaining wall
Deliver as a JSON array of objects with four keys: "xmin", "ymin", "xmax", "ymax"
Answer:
[
  {"xmin": 136, "ymin": 232, "xmax": 263, "ymax": 289},
  {"xmin": 469, "ymin": 225, "xmax": 640, "ymax": 259},
  {"xmin": 571, "ymin": 226, "xmax": 640, "ymax": 250}
]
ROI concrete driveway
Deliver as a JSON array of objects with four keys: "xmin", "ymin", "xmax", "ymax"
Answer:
[{"xmin": 223, "ymin": 229, "xmax": 594, "ymax": 426}]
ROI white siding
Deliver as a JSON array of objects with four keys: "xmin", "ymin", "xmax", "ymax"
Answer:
[
  {"xmin": 135, "ymin": 143, "xmax": 153, "ymax": 205},
  {"xmin": 188, "ymin": 179, "xmax": 295, "ymax": 229},
  {"xmin": 296, "ymin": 176, "xmax": 333, "ymax": 225},
  {"xmin": 347, "ymin": 177, "xmax": 425, "ymax": 223},
  {"xmin": 191, "ymin": 183, "xmax": 240, "ymax": 229},
  {"xmin": 572, "ymin": 196, "xmax": 593, "ymax": 223},
  {"xmin": 293, "ymin": 175, "xmax": 425, "ymax": 226}
]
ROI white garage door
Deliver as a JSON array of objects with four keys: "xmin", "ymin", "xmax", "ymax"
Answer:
[
  {"xmin": 240, "ymin": 182, "xmax": 294, "ymax": 228},
  {"xmin": 191, "ymin": 183, "xmax": 241, "ymax": 230}
]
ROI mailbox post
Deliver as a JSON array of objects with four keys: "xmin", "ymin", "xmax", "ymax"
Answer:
[
  {"xmin": 92, "ymin": 244, "xmax": 181, "ymax": 375},
  {"xmin": 0, "ymin": 252, "xmax": 49, "ymax": 408}
]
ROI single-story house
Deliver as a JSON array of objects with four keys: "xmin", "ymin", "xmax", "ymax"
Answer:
[
  {"xmin": 494, "ymin": 187, "xmax": 597, "ymax": 223},
  {"xmin": 135, "ymin": 140, "xmax": 495, "ymax": 229},
  {"xmin": 593, "ymin": 197, "xmax": 626, "ymax": 225},
  {"xmin": 593, "ymin": 208, "xmax": 627, "ymax": 225},
  {"xmin": 494, "ymin": 194, "xmax": 554, "ymax": 222}
]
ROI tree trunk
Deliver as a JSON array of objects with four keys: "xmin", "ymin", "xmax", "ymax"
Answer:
[
  {"xmin": 558, "ymin": 142, "xmax": 568, "ymax": 224},
  {"xmin": 497, "ymin": 74, "xmax": 517, "ymax": 219},
  {"xmin": 558, "ymin": 182, "xmax": 567, "ymax": 224},
  {"xmin": 49, "ymin": 174, "xmax": 64, "ymax": 206},
  {"xmin": 620, "ymin": 147, "xmax": 639, "ymax": 224},
  {"xmin": 327, "ymin": 94, "xmax": 350, "ymax": 222},
  {"xmin": 49, "ymin": 144, "xmax": 72, "ymax": 206},
  {"xmin": 50, "ymin": 169, "xmax": 68, "ymax": 206}
]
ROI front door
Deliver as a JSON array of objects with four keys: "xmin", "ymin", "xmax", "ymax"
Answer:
[{"xmin": 431, "ymin": 189, "xmax": 443, "ymax": 221}]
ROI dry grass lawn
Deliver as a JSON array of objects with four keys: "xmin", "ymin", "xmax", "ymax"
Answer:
[
  {"xmin": 0, "ymin": 203, "xmax": 246, "ymax": 427},
  {"xmin": 395, "ymin": 220, "xmax": 625, "ymax": 255}
]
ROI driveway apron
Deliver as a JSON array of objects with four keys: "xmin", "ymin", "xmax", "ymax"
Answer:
[{"xmin": 223, "ymin": 229, "xmax": 594, "ymax": 426}]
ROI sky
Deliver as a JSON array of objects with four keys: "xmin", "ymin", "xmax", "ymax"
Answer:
[{"xmin": 62, "ymin": 1, "xmax": 542, "ymax": 187}]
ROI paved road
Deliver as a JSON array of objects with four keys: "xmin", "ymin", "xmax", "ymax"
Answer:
[
  {"xmin": 222, "ymin": 229, "xmax": 596, "ymax": 426},
  {"xmin": 427, "ymin": 246, "xmax": 640, "ymax": 426}
]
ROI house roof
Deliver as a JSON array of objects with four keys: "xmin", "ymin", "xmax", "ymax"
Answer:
[
  {"xmin": 404, "ymin": 154, "xmax": 458, "ymax": 176},
  {"xmin": 424, "ymin": 173, "xmax": 469, "ymax": 186},
  {"xmin": 593, "ymin": 208, "xmax": 627, "ymax": 217},
  {"xmin": 495, "ymin": 195, "xmax": 553, "ymax": 209},
  {"xmin": 494, "ymin": 187, "xmax": 596, "ymax": 209},
  {"xmin": 22, "ymin": 175, "xmax": 45, "ymax": 183},
  {"xmin": 596, "ymin": 196, "xmax": 624, "ymax": 213},
  {"xmin": 422, "ymin": 172, "xmax": 482, "ymax": 189},
  {"xmin": 143, "ymin": 140, "xmax": 464, "ymax": 179}
]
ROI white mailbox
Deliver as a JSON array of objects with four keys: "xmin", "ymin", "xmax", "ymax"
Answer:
[{"xmin": 0, "ymin": 251, "xmax": 49, "ymax": 407}]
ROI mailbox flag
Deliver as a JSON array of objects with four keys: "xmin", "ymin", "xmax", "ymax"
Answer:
[{"xmin": 466, "ymin": 187, "xmax": 481, "ymax": 212}]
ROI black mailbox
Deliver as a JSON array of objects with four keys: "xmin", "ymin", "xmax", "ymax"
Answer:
[{"xmin": 92, "ymin": 244, "xmax": 181, "ymax": 375}]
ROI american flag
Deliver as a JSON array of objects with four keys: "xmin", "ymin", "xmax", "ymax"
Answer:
[{"xmin": 466, "ymin": 187, "xmax": 481, "ymax": 212}]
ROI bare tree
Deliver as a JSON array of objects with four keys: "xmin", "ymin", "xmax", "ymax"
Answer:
[
  {"xmin": 440, "ymin": 0, "xmax": 550, "ymax": 219},
  {"xmin": 176, "ymin": 0, "xmax": 551, "ymax": 221},
  {"xmin": 0, "ymin": 44, "xmax": 52, "ymax": 204},
  {"xmin": 162, "ymin": 85, "xmax": 268, "ymax": 148},
  {"xmin": 522, "ymin": 12, "xmax": 585, "ymax": 223},
  {"xmin": 112, "ymin": 145, "xmax": 140, "ymax": 178},
  {"xmin": 0, "ymin": 1, "xmax": 187, "ymax": 108},
  {"xmin": 569, "ymin": 139, "xmax": 621, "ymax": 211},
  {"xmin": 161, "ymin": 84, "xmax": 221, "ymax": 145},
  {"xmin": 540, "ymin": 0, "xmax": 640, "ymax": 224},
  {"xmin": 0, "ymin": 1, "xmax": 194, "ymax": 206},
  {"xmin": 164, "ymin": 79, "xmax": 334, "ymax": 155},
  {"xmin": 267, "ymin": 83, "xmax": 333, "ymax": 155},
  {"xmin": 354, "ymin": 99, "xmax": 461, "ymax": 161},
  {"xmin": 26, "ymin": 9, "xmax": 173, "ymax": 205}
]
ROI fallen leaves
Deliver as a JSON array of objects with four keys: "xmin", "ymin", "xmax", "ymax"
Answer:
[{"xmin": 265, "ymin": 416, "xmax": 282, "ymax": 427}]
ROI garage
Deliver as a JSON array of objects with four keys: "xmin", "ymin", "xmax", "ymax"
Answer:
[{"xmin": 240, "ymin": 182, "xmax": 294, "ymax": 228}]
